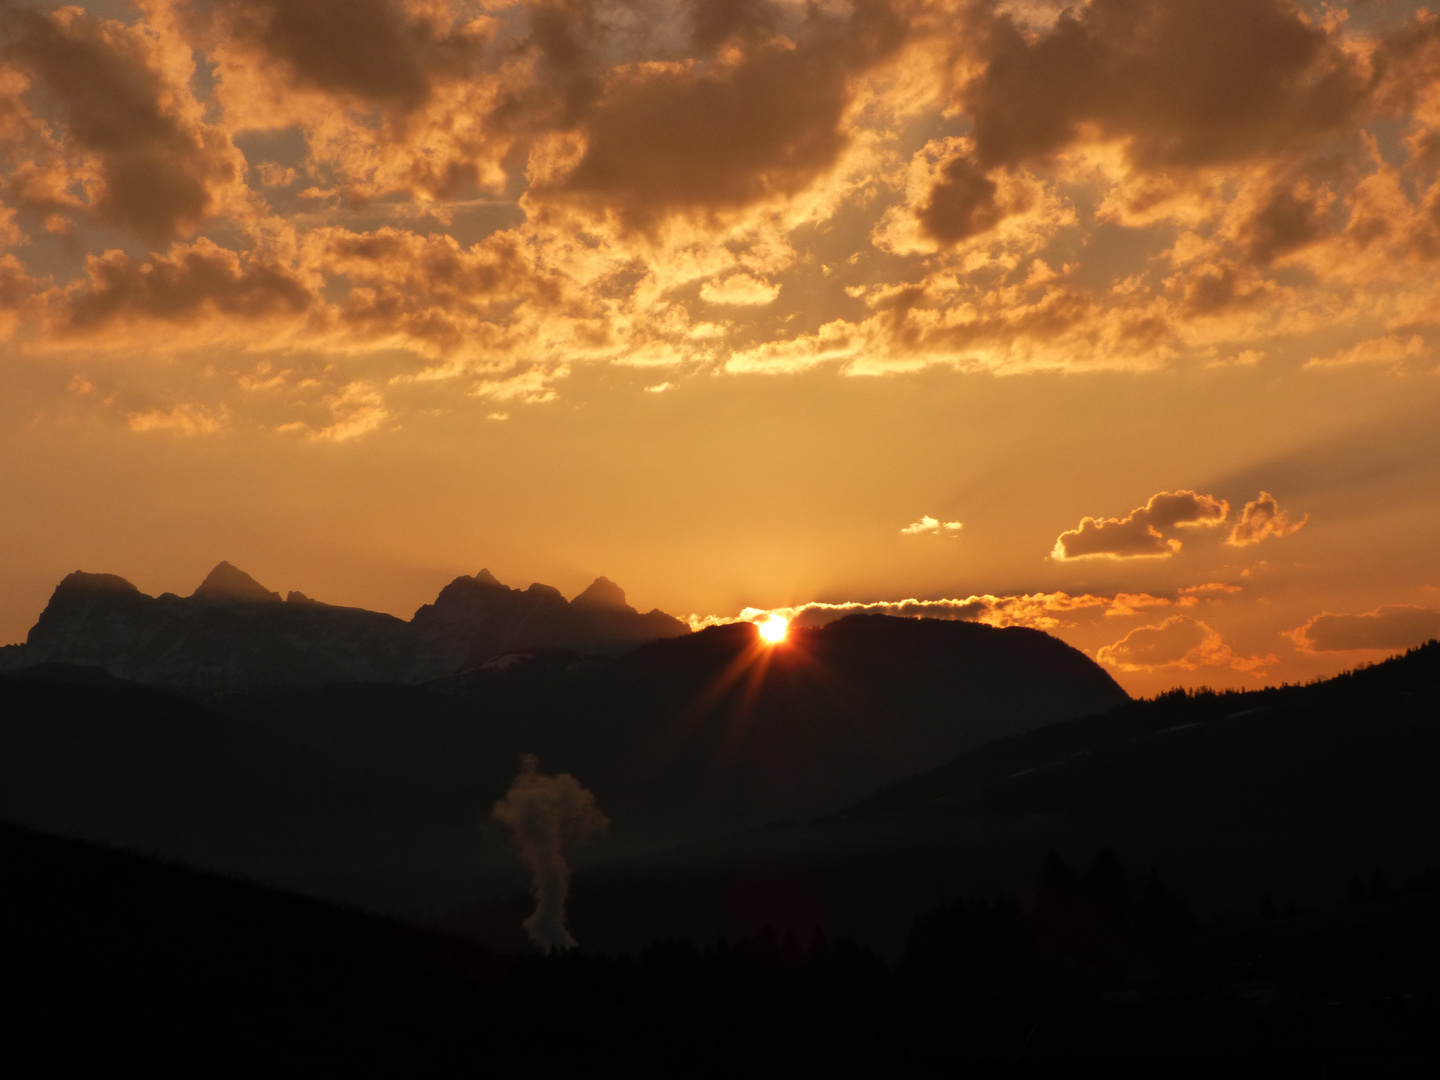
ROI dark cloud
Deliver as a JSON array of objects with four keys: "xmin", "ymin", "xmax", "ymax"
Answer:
[
  {"xmin": 916, "ymin": 151, "xmax": 1005, "ymax": 244},
  {"xmin": 1241, "ymin": 183, "xmax": 1333, "ymax": 265},
  {"xmin": 1292, "ymin": 605, "xmax": 1440, "ymax": 653},
  {"xmin": 958, "ymin": 0, "xmax": 1366, "ymax": 173},
  {"xmin": 213, "ymin": 0, "xmax": 487, "ymax": 110},
  {"xmin": 2, "ymin": 5, "xmax": 242, "ymax": 240},
  {"xmin": 53, "ymin": 239, "xmax": 314, "ymax": 333},
  {"xmin": 547, "ymin": 0, "xmax": 907, "ymax": 224},
  {"xmin": 0, "ymin": 252, "xmax": 33, "ymax": 310},
  {"xmin": 1168, "ymin": 260, "xmax": 1275, "ymax": 317},
  {"xmin": 1053, "ymin": 490, "xmax": 1229, "ymax": 560},
  {"xmin": 690, "ymin": 0, "xmax": 778, "ymax": 54}
]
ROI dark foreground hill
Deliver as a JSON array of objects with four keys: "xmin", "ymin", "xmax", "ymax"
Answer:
[
  {"xmin": 564, "ymin": 641, "xmax": 1440, "ymax": 955},
  {"xmin": 9, "ymin": 821, "xmax": 1440, "ymax": 1075},
  {"xmin": 0, "ymin": 615, "xmax": 1125, "ymax": 915},
  {"xmin": 0, "ymin": 561, "xmax": 688, "ymax": 688}
]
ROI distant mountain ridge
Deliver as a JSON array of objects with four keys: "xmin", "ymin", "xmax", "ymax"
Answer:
[{"xmin": 0, "ymin": 562, "xmax": 690, "ymax": 689}]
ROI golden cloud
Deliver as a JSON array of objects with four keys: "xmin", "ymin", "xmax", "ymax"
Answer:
[
  {"xmin": 1227, "ymin": 491, "xmax": 1308, "ymax": 547},
  {"xmin": 900, "ymin": 515, "xmax": 962, "ymax": 536},
  {"xmin": 4, "ymin": 2, "xmax": 1440, "ymax": 437},
  {"xmin": 1096, "ymin": 615, "xmax": 1275, "ymax": 676},
  {"xmin": 1290, "ymin": 604, "xmax": 1440, "ymax": 653},
  {"xmin": 689, "ymin": 586, "xmax": 1229, "ymax": 635},
  {"xmin": 1052, "ymin": 490, "xmax": 1229, "ymax": 561}
]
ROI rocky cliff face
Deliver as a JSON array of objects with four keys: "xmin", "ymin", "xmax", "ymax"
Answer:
[{"xmin": 5, "ymin": 563, "xmax": 690, "ymax": 689}]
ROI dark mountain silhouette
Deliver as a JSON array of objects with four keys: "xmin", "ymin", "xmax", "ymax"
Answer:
[
  {"xmin": 477, "ymin": 616, "xmax": 1131, "ymax": 841},
  {"xmin": 0, "ymin": 615, "xmax": 1125, "ymax": 916},
  {"xmin": 0, "ymin": 820, "xmax": 518, "ymax": 1068},
  {"xmin": 564, "ymin": 640, "xmax": 1440, "ymax": 954},
  {"xmin": 0, "ymin": 562, "xmax": 689, "ymax": 689},
  {"xmin": 410, "ymin": 570, "xmax": 688, "ymax": 671}
]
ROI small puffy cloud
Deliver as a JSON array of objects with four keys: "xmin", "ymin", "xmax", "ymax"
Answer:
[
  {"xmin": 1097, "ymin": 616, "xmax": 1275, "ymax": 675},
  {"xmin": 127, "ymin": 402, "xmax": 229, "ymax": 436},
  {"xmin": 1105, "ymin": 592, "xmax": 1181, "ymax": 617},
  {"xmin": 1227, "ymin": 491, "xmax": 1307, "ymax": 547},
  {"xmin": 469, "ymin": 366, "xmax": 566, "ymax": 405},
  {"xmin": 1305, "ymin": 334, "xmax": 1428, "ymax": 370},
  {"xmin": 1179, "ymin": 582, "xmax": 1243, "ymax": 596},
  {"xmin": 699, "ymin": 273, "xmax": 780, "ymax": 306},
  {"xmin": 872, "ymin": 136, "xmax": 1073, "ymax": 257},
  {"xmin": 1290, "ymin": 605, "xmax": 1440, "ymax": 653},
  {"xmin": 900, "ymin": 515, "xmax": 962, "ymax": 537},
  {"xmin": 1052, "ymin": 490, "xmax": 1229, "ymax": 561},
  {"xmin": 311, "ymin": 382, "xmax": 388, "ymax": 442}
]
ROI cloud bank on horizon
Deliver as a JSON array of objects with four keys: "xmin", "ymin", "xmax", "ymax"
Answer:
[{"xmin": 1, "ymin": 0, "xmax": 1439, "ymax": 435}]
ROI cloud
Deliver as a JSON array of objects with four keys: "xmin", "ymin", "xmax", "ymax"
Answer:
[
  {"xmin": 538, "ymin": 1, "xmax": 908, "ymax": 226},
  {"xmin": 689, "ymin": 587, "xmax": 1216, "ymax": 634},
  {"xmin": 1290, "ymin": 605, "xmax": 1440, "ymax": 653},
  {"xmin": 699, "ymin": 272, "xmax": 780, "ymax": 305},
  {"xmin": 211, "ymin": 0, "xmax": 486, "ymax": 111},
  {"xmin": 1226, "ymin": 491, "xmax": 1307, "ymax": 547},
  {"xmin": 900, "ymin": 515, "xmax": 962, "ymax": 536},
  {"xmin": 956, "ymin": 0, "xmax": 1365, "ymax": 174},
  {"xmin": 126, "ymin": 402, "xmax": 229, "ymax": 436},
  {"xmin": 1097, "ymin": 615, "xmax": 1275, "ymax": 675},
  {"xmin": 46, "ymin": 238, "xmax": 314, "ymax": 335},
  {"xmin": 1052, "ymin": 490, "xmax": 1229, "ymax": 561},
  {"xmin": 1, "ymin": 3, "xmax": 250, "ymax": 241},
  {"xmin": 1305, "ymin": 334, "xmax": 1428, "ymax": 369},
  {"xmin": 8, "ymin": 0, "xmax": 1440, "ymax": 438}
]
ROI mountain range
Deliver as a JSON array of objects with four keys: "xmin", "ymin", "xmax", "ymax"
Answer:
[
  {"xmin": 0, "ymin": 562, "xmax": 689, "ymax": 688},
  {"xmin": 0, "ymin": 595, "xmax": 1127, "ymax": 919}
]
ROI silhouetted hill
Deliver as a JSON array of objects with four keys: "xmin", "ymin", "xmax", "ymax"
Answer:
[
  {"xmin": 10, "ymin": 821, "xmax": 1440, "ymax": 1073},
  {"xmin": 563, "ymin": 641, "xmax": 1440, "ymax": 954},
  {"xmin": 0, "ymin": 615, "xmax": 1124, "ymax": 918},
  {"xmin": 0, "ymin": 563, "xmax": 689, "ymax": 688},
  {"xmin": 0, "ymin": 820, "xmax": 516, "ymax": 1067},
  {"xmin": 484, "ymin": 616, "xmax": 1130, "ymax": 840}
]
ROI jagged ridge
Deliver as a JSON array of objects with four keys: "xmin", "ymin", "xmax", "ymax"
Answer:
[{"xmin": 0, "ymin": 563, "xmax": 690, "ymax": 689}]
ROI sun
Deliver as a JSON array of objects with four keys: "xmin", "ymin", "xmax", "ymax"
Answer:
[{"xmin": 757, "ymin": 614, "xmax": 789, "ymax": 645}]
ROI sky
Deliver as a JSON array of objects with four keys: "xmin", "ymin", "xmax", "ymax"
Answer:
[{"xmin": 2, "ymin": 0, "xmax": 1440, "ymax": 695}]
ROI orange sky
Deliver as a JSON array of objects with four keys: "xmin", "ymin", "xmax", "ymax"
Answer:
[{"xmin": 3, "ymin": 0, "xmax": 1440, "ymax": 695}]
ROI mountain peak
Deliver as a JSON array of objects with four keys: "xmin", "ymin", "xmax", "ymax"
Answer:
[
  {"xmin": 571, "ymin": 576, "xmax": 633, "ymax": 612},
  {"xmin": 474, "ymin": 569, "xmax": 505, "ymax": 587},
  {"xmin": 192, "ymin": 562, "xmax": 281, "ymax": 604},
  {"xmin": 56, "ymin": 571, "xmax": 140, "ymax": 595}
]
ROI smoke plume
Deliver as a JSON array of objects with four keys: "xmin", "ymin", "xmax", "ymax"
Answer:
[{"xmin": 491, "ymin": 755, "xmax": 609, "ymax": 953}]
